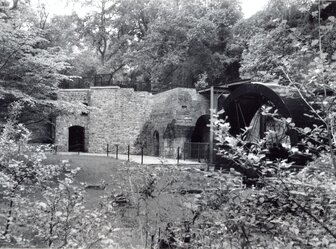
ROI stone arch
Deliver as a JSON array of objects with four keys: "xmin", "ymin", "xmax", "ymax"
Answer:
[
  {"xmin": 191, "ymin": 115, "xmax": 210, "ymax": 143},
  {"xmin": 68, "ymin": 125, "xmax": 85, "ymax": 152},
  {"xmin": 153, "ymin": 130, "xmax": 160, "ymax": 156}
]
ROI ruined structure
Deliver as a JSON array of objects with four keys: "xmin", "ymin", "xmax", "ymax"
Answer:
[
  {"xmin": 55, "ymin": 86, "xmax": 209, "ymax": 157},
  {"xmin": 55, "ymin": 80, "xmax": 319, "ymax": 163}
]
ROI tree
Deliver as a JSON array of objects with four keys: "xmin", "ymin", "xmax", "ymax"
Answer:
[
  {"xmin": 0, "ymin": 3, "xmax": 69, "ymax": 118},
  {"xmin": 238, "ymin": 0, "xmax": 336, "ymax": 172},
  {"xmin": 0, "ymin": 0, "xmax": 73, "ymax": 141},
  {"xmin": 54, "ymin": 0, "xmax": 243, "ymax": 92},
  {"xmin": 131, "ymin": 0, "xmax": 243, "ymax": 92},
  {"xmin": 238, "ymin": 0, "xmax": 336, "ymax": 85},
  {"xmin": 0, "ymin": 102, "xmax": 115, "ymax": 248},
  {"xmin": 186, "ymin": 2, "xmax": 336, "ymax": 246},
  {"xmin": 72, "ymin": 0, "xmax": 132, "ymax": 76}
]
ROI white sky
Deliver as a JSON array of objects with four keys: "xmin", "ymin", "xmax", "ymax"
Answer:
[
  {"xmin": 241, "ymin": 0, "xmax": 268, "ymax": 18},
  {"xmin": 33, "ymin": 0, "xmax": 268, "ymax": 18}
]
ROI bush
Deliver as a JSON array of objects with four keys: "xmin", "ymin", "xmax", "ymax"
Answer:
[{"xmin": 0, "ymin": 103, "xmax": 115, "ymax": 248}]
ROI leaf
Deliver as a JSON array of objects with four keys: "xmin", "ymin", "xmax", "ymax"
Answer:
[
  {"xmin": 303, "ymin": 127, "xmax": 311, "ymax": 133},
  {"xmin": 328, "ymin": 16, "xmax": 336, "ymax": 22},
  {"xmin": 311, "ymin": 39, "xmax": 319, "ymax": 47},
  {"xmin": 332, "ymin": 51, "xmax": 336, "ymax": 61},
  {"xmin": 289, "ymin": 190, "xmax": 307, "ymax": 196}
]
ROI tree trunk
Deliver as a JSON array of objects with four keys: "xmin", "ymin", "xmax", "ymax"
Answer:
[{"xmin": 3, "ymin": 199, "xmax": 13, "ymax": 236}]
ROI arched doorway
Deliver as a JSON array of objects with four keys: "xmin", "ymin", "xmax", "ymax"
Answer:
[
  {"xmin": 188, "ymin": 115, "xmax": 210, "ymax": 161},
  {"xmin": 191, "ymin": 115, "xmax": 210, "ymax": 143},
  {"xmin": 68, "ymin": 126, "xmax": 85, "ymax": 152},
  {"xmin": 153, "ymin": 130, "xmax": 160, "ymax": 156}
]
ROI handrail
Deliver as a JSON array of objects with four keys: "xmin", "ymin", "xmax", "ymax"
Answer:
[{"xmin": 59, "ymin": 74, "xmax": 151, "ymax": 92}]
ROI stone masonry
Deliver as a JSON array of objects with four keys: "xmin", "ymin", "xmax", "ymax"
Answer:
[
  {"xmin": 56, "ymin": 89, "xmax": 90, "ymax": 152},
  {"xmin": 55, "ymin": 86, "xmax": 209, "ymax": 157}
]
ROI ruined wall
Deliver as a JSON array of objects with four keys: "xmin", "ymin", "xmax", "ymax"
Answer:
[
  {"xmin": 55, "ymin": 87, "xmax": 209, "ymax": 157},
  {"xmin": 142, "ymin": 88, "xmax": 209, "ymax": 157},
  {"xmin": 88, "ymin": 87, "xmax": 152, "ymax": 153},
  {"xmin": 55, "ymin": 89, "xmax": 90, "ymax": 151}
]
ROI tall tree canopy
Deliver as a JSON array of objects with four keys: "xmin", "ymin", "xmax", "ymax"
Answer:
[
  {"xmin": 0, "ymin": 0, "xmax": 72, "ymax": 132},
  {"xmin": 133, "ymin": 0, "xmax": 243, "ymax": 91},
  {"xmin": 238, "ymin": 0, "xmax": 336, "ymax": 87},
  {"xmin": 48, "ymin": 0, "xmax": 243, "ymax": 92}
]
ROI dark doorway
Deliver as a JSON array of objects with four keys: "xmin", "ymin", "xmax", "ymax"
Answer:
[
  {"xmin": 153, "ymin": 130, "xmax": 160, "ymax": 156},
  {"xmin": 187, "ymin": 115, "xmax": 210, "ymax": 162},
  {"xmin": 191, "ymin": 115, "xmax": 210, "ymax": 143},
  {"xmin": 68, "ymin": 126, "xmax": 85, "ymax": 152}
]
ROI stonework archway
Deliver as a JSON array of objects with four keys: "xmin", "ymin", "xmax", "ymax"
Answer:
[
  {"xmin": 191, "ymin": 115, "xmax": 210, "ymax": 143},
  {"xmin": 68, "ymin": 126, "xmax": 85, "ymax": 152}
]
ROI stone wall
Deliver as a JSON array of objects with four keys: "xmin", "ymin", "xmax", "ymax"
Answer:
[
  {"xmin": 140, "ymin": 88, "xmax": 209, "ymax": 157},
  {"xmin": 88, "ymin": 87, "xmax": 152, "ymax": 153},
  {"xmin": 55, "ymin": 89, "xmax": 90, "ymax": 151},
  {"xmin": 55, "ymin": 87, "xmax": 210, "ymax": 157}
]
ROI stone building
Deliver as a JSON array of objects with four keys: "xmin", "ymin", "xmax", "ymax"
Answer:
[
  {"xmin": 55, "ymin": 80, "xmax": 318, "ymax": 162},
  {"xmin": 55, "ymin": 86, "xmax": 210, "ymax": 158}
]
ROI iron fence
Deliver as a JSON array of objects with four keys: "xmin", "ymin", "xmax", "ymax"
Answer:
[
  {"xmin": 183, "ymin": 142, "xmax": 210, "ymax": 162},
  {"xmin": 59, "ymin": 74, "xmax": 151, "ymax": 92},
  {"xmin": 59, "ymin": 74, "xmax": 204, "ymax": 93}
]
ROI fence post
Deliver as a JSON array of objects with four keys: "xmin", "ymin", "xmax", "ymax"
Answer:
[
  {"xmin": 189, "ymin": 142, "xmax": 191, "ymax": 160},
  {"xmin": 141, "ymin": 146, "xmax": 144, "ymax": 165},
  {"xmin": 183, "ymin": 145, "xmax": 186, "ymax": 161},
  {"xmin": 204, "ymin": 144, "xmax": 207, "ymax": 162},
  {"xmin": 128, "ymin": 145, "xmax": 130, "ymax": 162},
  {"xmin": 116, "ymin": 144, "xmax": 119, "ymax": 160},
  {"xmin": 177, "ymin": 147, "xmax": 180, "ymax": 165},
  {"xmin": 198, "ymin": 143, "xmax": 200, "ymax": 162},
  {"xmin": 206, "ymin": 144, "xmax": 210, "ymax": 171},
  {"xmin": 107, "ymin": 144, "xmax": 109, "ymax": 157}
]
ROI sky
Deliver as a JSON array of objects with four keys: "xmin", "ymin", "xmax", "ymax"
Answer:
[
  {"xmin": 33, "ymin": 0, "xmax": 269, "ymax": 19},
  {"xmin": 241, "ymin": 0, "xmax": 268, "ymax": 18}
]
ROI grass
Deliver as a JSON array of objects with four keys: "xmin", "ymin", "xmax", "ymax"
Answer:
[
  {"xmin": 44, "ymin": 154, "xmax": 222, "ymax": 248},
  {"xmin": 46, "ymin": 154, "xmax": 209, "ymax": 205}
]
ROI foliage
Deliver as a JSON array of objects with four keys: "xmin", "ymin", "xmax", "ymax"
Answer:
[
  {"xmin": 174, "ymin": 106, "xmax": 336, "ymax": 248},
  {"xmin": 51, "ymin": 0, "xmax": 243, "ymax": 92},
  {"xmin": 0, "ymin": 103, "xmax": 115, "ymax": 248},
  {"xmin": 133, "ymin": 0, "xmax": 243, "ymax": 91},
  {"xmin": 185, "ymin": 154, "xmax": 336, "ymax": 248},
  {"xmin": 0, "ymin": 0, "xmax": 72, "ymax": 130},
  {"xmin": 239, "ymin": 0, "xmax": 336, "ymax": 85},
  {"xmin": 195, "ymin": 72, "xmax": 209, "ymax": 89},
  {"xmin": 190, "ymin": 1, "xmax": 336, "ymax": 241}
]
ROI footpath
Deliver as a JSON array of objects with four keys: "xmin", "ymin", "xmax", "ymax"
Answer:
[{"xmin": 56, "ymin": 151, "xmax": 207, "ymax": 166}]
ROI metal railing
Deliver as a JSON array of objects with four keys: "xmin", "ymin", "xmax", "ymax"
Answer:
[
  {"xmin": 183, "ymin": 142, "xmax": 210, "ymax": 162},
  {"xmin": 59, "ymin": 74, "xmax": 204, "ymax": 93},
  {"xmin": 53, "ymin": 142, "xmax": 212, "ymax": 168},
  {"xmin": 59, "ymin": 74, "xmax": 151, "ymax": 92}
]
